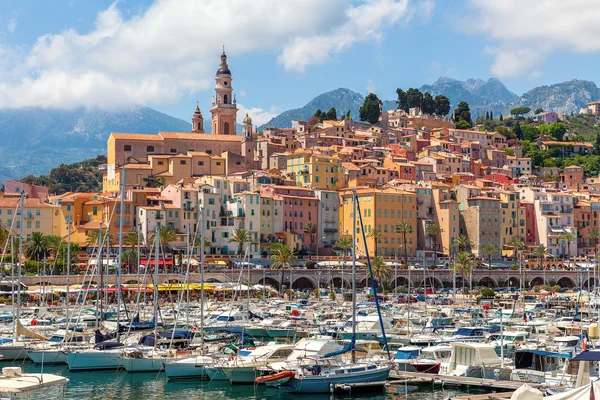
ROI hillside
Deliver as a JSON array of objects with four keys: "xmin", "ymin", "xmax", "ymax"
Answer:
[
  {"xmin": 20, "ymin": 155, "xmax": 106, "ymax": 194},
  {"xmin": 420, "ymin": 77, "xmax": 518, "ymax": 117},
  {"xmin": 0, "ymin": 106, "xmax": 190, "ymax": 183},
  {"xmin": 507, "ymin": 79, "xmax": 600, "ymax": 116}
]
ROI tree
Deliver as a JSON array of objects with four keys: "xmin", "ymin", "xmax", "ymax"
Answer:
[
  {"xmin": 371, "ymin": 256, "xmax": 392, "ymax": 289},
  {"xmin": 359, "ymin": 93, "xmax": 382, "ymax": 124},
  {"xmin": 589, "ymin": 228, "xmax": 600, "ymax": 260},
  {"xmin": 508, "ymin": 236, "xmax": 524, "ymax": 258},
  {"xmin": 533, "ymin": 245, "xmax": 550, "ymax": 284},
  {"xmin": 406, "ymin": 88, "xmax": 423, "ymax": 111},
  {"xmin": 539, "ymin": 122, "xmax": 567, "ymax": 141},
  {"xmin": 303, "ymin": 222, "xmax": 318, "ymax": 255},
  {"xmin": 434, "ymin": 95, "xmax": 450, "ymax": 116},
  {"xmin": 123, "ymin": 231, "xmax": 142, "ymax": 248},
  {"xmin": 25, "ymin": 232, "xmax": 49, "ymax": 260},
  {"xmin": 560, "ymin": 232, "xmax": 576, "ymax": 260},
  {"xmin": 421, "ymin": 92, "xmax": 435, "ymax": 114},
  {"xmin": 595, "ymin": 132, "xmax": 600, "ymax": 154},
  {"xmin": 156, "ymin": 227, "xmax": 178, "ymax": 253},
  {"xmin": 456, "ymin": 234, "xmax": 472, "ymax": 253},
  {"xmin": 452, "ymin": 252, "xmax": 475, "ymax": 292},
  {"xmin": 481, "ymin": 244, "xmax": 498, "ymax": 269},
  {"xmin": 456, "ymin": 120, "xmax": 470, "ymax": 129},
  {"xmin": 499, "ymin": 113, "xmax": 503, "ymax": 121},
  {"xmin": 534, "ymin": 108, "xmax": 544, "ymax": 114},
  {"xmin": 269, "ymin": 243, "xmax": 297, "ymax": 292},
  {"xmin": 326, "ymin": 107, "xmax": 337, "ymax": 121},
  {"xmin": 86, "ymin": 229, "xmax": 113, "ymax": 248},
  {"xmin": 453, "ymin": 101, "xmax": 471, "ymax": 126},
  {"xmin": 229, "ymin": 228, "xmax": 251, "ymax": 256},
  {"xmin": 334, "ymin": 237, "xmax": 353, "ymax": 266},
  {"xmin": 143, "ymin": 176, "xmax": 163, "ymax": 188},
  {"xmin": 490, "ymin": 111, "xmax": 494, "ymax": 120},
  {"xmin": 513, "ymin": 122, "xmax": 522, "ymax": 140},
  {"xmin": 510, "ymin": 107, "xmax": 531, "ymax": 118},
  {"xmin": 396, "ymin": 221, "xmax": 413, "ymax": 264},
  {"xmin": 194, "ymin": 235, "xmax": 213, "ymax": 254},
  {"xmin": 425, "ymin": 224, "xmax": 443, "ymax": 267},
  {"xmin": 485, "ymin": 111, "xmax": 490, "ymax": 120},
  {"xmin": 44, "ymin": 235, "xmax": 63, "ymax": 258},
  {"xmin": 396, "ymin": 88, "xmax": 408, "ymax": 112},
  {"xmin": 367, "ymin": 228, "xmax": 385, "ymax": 258}
]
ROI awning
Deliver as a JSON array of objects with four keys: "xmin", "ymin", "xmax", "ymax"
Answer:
[
  {"xmin": 140, "ymin": 259, "xmax": 174, "ymax": 266},
  {"xmin": 573, "ymin": 350, "xmax": 600, "ymax": 361},
  {"xmin": 276, "ymin": 233, "xmax": 287, "ymax": 239},
  {"xmin": 519, "ymin": 349, "xmax": 571, "ymax": 359}
]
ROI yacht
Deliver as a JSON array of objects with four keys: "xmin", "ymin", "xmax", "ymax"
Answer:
[
  {"xmin": 440, "ymin": 342, "xmax": 503, "ymax": 377},
  {"xmin": 218, "ymin": 344, "xmax": 295, "ymax": 384}
]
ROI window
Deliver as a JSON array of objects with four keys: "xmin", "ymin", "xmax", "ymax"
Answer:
[
  {"xmin": 170, "ymin": 148, "xmax": 177, "ymax": 153},
  {"xmin": 206, "ymin": 150, "xmax": 212, "ymax": 155},
  {"xmin": 147, "ymin": 146, "xmax": 155, "ymax": 152},
  {"xmin": 26, "ymin": 221, "xmax": 31, "ymax": 229},
  {"xmin": 208, "ymin": 198, "xmax": 215, "ymax": 205},
  {"xmin": 35, "ymin": 209, "xmax": 40, "ymax": 216},
  {"xmin": 216, "ymin": 162, "xmax": 221, "ymax": 166},
  {"xmin": 222, "ymin": 232, "xmax": 229, "ymax": 238},
  {"xmin": 158, "ymin": 161, "xmax": 164, "ymax": 165},
  {"xmin": 93, "ymin": 206, "xmax": 98, "ymax": 216},
  {"xmin": 198, "ymin": 161, "xmax": 204, "ymax": 166},
  {"xmin": 6, "ymin": 210, "xmax": 10, "ymax": 215},
  {"xmin": 180, "ymin": 160, "xmax": 187, "ymax": 165},
  {"xmin": 125, "ymin": 204, "xmax": 130, "ymax": 213},
  {"xmin": 35, "ymin": 221, "xmax": 40, "ymax": 229},
  {"xmin": 124, "ymin": 145, "xmax": 132, "ymax": 151},
  {"xmin": 66, "ymin": 204, "xmax": 72, "ymax": 211}
]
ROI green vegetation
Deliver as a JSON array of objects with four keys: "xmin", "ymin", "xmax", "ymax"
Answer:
[
  {"xmin": 359, "ymin": 93, "xmax": 382, "ymax": 124},
  {"xmin": 453, "ymin": 101, "xmax": 471, "ymax": 128},
  {"xmin": 395, "ymin": 87, "xmax": 450, "ymax": 116},
  {"xmin": 21, "ymin": 155, "xmax": 106, "ymax": 194}
]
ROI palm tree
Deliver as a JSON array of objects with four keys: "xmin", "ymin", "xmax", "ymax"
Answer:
[
  {"xmin": 533, "ymin": 245, "xmax": 550, "ymax": 285},
  {"xmin": 25, "ymin": 232, "xmax": 49, "ymax": 260},
  {"xmin": 396, "ymin": 221, "xmax": 413, "ymax": 265},
  {"xmin": 304, "ymin": 222, "xmax": 318, "ymax": 255},
  {"xmin": 481, "ymin": 244, "xmax": 498, "ymax": 270},
  {"xmin": 229, "ymin": 228, "xmax": 251, "ymax": 256},
  {"xmin": 194, "ymin": 235, "xmax": 212, "ymax": 254},
  {"xmin": 560, "ymin": 231, "xmax": 576, "ymax": 266},
  {"xmin": 452, "ymin": 252, "xmax": 475, "ymax": 293},
  {"xmin": 366, "ymin": 228, "xmax": 385, "ymax": 258},
  {"xmin": 588, "ymin": 228, "xmax": 599, "ymax": 256},
  {"xmin": 123, "ymin": 231, "xmax": 141, "ymax": 248},
  {"xmin": 456, "ymin": 234, "xmax": 472, "ymax": 253},
  {"xmin": 371, "ymin": 256, "xmax": 392, "ymax": 290},
  {"xmin": 334, "ymin": 237, "xmax": 353, "ymax": 265},
  {"xmin": 44, "ymin": 234, "xmax": 63, "ymax": 274},
  {"xmin": 143, "ymin": 176, "xmax": 163, "ymax": 188},
  {"xmin": 269, "ymin": 243, "xmax": 297, "ymax": 293},
  {"xmin": 508, "ymin": 236, "xmax": 525, "ymax": 289},
  {"xmin": 158, "ymin": 227, "xmax": 178, "ymax": 252},
  {"xmin": 86, "ymin": 229, "xmax": 113, "ymax": 248},
  {"xmin": 425, "ymin": 224, "xmax": 443, "ymax": 268}
]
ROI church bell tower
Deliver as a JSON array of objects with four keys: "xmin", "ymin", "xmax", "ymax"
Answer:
[{"xmin": 210, "ymin": 49, "xmax": 238, "ymax": 135}]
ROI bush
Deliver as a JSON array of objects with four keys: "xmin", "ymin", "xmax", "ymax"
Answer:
[
  {"xmin": 509, "ymin": 264, "xmax": 519, "ymax": 270},
  {"xmin": 480, "ymin": 288, "xmax": 495, "ymax": 298},
  {"xmin": 305, "ymin": 260, "xmax": 316, "ymax": 269},
  {"xmin": 329, "ymin": 291, "xmax": 336, "ymax": 300},
  {"xmin": 532, "ymin": 285, "xmax": 541, "ymax": 293}
]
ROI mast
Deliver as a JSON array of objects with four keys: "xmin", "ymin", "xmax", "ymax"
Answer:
[
  {"xmin": 351, "ymin": 190, "xmax": 357, "ymax": 363},
  {"xmin": 116, "ymin": 167, "xmax": 126, "ymax": 340},
  {"xmin": 186, "ymin": 222, "xmax": 190, "ymax": 329},
  {"xmin": 200, "ymin": 206, "xmax": 205, "ymax": 355},
  {"xmin": 153, "ymin": 226, "xmax": 160, "ymax": 341},
  {"xmin": 16, "ymin": 191, "xmax": 24, "ymax": 332},
  {"xmin": 11, "ymin": 236, "xmax": 15, "ymax": 340},
  {"xmin": 66, "ymin": 215, "xmax": 72, "ymax": 329},
  {"xmin": 98, "ymin": 222, "xmax": 103, "ymax": 328}
]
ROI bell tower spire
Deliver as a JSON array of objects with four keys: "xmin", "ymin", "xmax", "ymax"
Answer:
[
  {"xmin": 192, "ymin": 101, "xmax": 204, "ymax": 133},
  {"xmin": 211, "ymin": 48, "xmax": 237, "ymax": 135}
]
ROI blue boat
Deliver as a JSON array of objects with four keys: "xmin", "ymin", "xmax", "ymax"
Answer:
[{"xmin": 276, "ymin": 357, "xmax": 393, "ymax": 394}]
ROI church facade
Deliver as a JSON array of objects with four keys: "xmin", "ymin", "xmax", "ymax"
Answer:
[{"xmin": 104, "ymin": 51, "xmax": 256, "ymax": 192}]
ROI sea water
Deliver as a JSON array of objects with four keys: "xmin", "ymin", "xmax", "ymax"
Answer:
[{"xmin": 3, "ymin": 361, "xmax": 500, "ymax": 399}]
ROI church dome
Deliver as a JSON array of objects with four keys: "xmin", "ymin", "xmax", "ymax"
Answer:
[
  {"xmin": 243, "ymin": 113, "xmax": 252, "ymax": 124},
  {"xmin": 216, "ymin": 50, "xmax": 231, "ymax": 75}
]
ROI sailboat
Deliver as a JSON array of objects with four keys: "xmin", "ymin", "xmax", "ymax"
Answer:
[{"xmin": 274, "ymin": 190, "xmax": 393, "ymax": 394}]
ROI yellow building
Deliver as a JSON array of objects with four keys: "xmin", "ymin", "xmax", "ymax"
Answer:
[
  {"xmin": 287, "ymin": 150, "xmax": 343, "ymax": 190},
  {"xmin": 498, "ymin": 191, "xmax": 526, "ymax": 248},
  {"xmin": 339, "ymin": 188, "xmax": 417, "ymax": 258},
  {"xmin": 0, "ymin": 195, "xmax": 60, "ymax": 239}
]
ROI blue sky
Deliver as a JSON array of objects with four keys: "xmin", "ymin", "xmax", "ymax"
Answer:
[{"xmin": 0, "ymin": 0, "xmax": 599, "ymax": 125}]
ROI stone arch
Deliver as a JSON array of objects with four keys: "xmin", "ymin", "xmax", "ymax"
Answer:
[
  {"xmin": 478, "ymin": 277, "xmax": 498, "ymax": 288},
  {"xmin": 392, "ymin": 276, "xmax": 410, "ymax": 289},
  {"xmin": 292, "ymin": 277, "xmax": 316, "ymax": 289},
  {"xmin": 258, "ymin": 276, "xmax": 279, "ymax": 289},
  {"xmin": 557, "ymin": 276, "xmax": 576, "ymax": 288},
  {"xmin": 584, "ymin": 277, "xmax": 596, "ymax": 290},
  {"xmin": 358, "ymin": 278, "xmax": 370, "ymax": 288},
  {"xmin": 421, "ymin": 277, "xmax": 443, "ymax": 288},
  {"xmin": 507, "ymin": 277, "xmax": 520, "ymax": 288},
  {"xmin": 206, "ymin": 278, "xmax": 223, "ymax": 283},
  {"xmin": 331, "ymin": 277, "xmax": 350, "ymax": 289},
  {"xmin": 529, "ymin": 277, "xmax": 545, "ymax": 287},
  {"xmin": 124, "ymin": 280, "xmax": 138, "ymax": 284}
]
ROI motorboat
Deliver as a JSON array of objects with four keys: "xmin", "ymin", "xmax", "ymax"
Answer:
[
  {"xmin": 440, "ymin": 342, "xmax": 503, "ymax": 377},
  {"xmin": 218, "ymin": 344, "xmax": 296, "ymax": 384}
]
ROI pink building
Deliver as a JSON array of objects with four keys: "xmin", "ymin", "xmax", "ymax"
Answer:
[
  {"xmin": 535, "ymin": 112, "xmax": 558, "ymax": 124},
  {"xmin": 260, "ymin": 185, "xmax": 319, "ymax": 250},
  {"xmin": 5, "ymin": 180, "xmax": 49, "ymax": 201}
]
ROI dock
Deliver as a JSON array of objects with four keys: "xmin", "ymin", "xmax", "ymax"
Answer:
[
  {"xmin": 451, "ymin": 393, "xmax": 515, "ymax": 400},
  {"xmin": 389, "ymin": 370, "xmax": 533, "ymax": 391}
]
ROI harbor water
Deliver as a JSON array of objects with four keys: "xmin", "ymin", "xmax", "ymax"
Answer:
[{"xmin": 2, "ymin": 361, "xmax": 500, "ymax": 400}]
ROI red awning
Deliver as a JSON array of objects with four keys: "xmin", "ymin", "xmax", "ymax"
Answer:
[
  {"xmin": 140, "ymin": 259, "xmax": 174, "ymax": 266},
  {"xmin": 275, "ymin": 233, "xmax": 287, "ymax": 239}
]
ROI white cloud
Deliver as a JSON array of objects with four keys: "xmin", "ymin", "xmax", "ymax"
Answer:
[
  {"xmin": 0, "ymin": 0, "xmax": 415, "ymax": 109},
  {"xmin": 367, "ymin": 79, "xmax": 376, "ymax": 93},
  {"xmin": 466, "ymin": 0, "xmax": 600, "ymax": 78},
  {"xmin": 237, "ymin": 104, "xmax": 279, "ymax": 127},
  {"xmin": 277, "ymin": 0, "xmax": 412, "ymax": 72},
  {"xmin": 7, "ymin": 17, "xmax": 17, "ymax": 33}
]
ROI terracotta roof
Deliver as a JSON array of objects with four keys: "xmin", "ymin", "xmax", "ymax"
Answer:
[
  {"xmin": 159, "ymin": 132, "xmax": 242, "ymax": 141},
  {"xmin": 111, "ymin": 133, "xmax": 163, "ymax": 141}
]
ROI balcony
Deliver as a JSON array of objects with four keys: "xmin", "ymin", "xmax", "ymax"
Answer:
[
  {"xmin": 155, "ymin": 212, "xmax": 163, "ymax": 220},
  {"xmin": 324, "ymin": 227, "xmax": 338, "ymax": 233},
  {"xmin": 24, "ymin": 212, "xmax": 34, "ymax": 219}
]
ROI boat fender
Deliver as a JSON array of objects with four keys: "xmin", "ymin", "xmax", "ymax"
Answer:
[
  {"xmin": 31, "ymin": 319, "xmax": 38, "ymax": 326},
  {"xmin": 228, "ymin": 355, "xmax": 234, "ymax": 361}
]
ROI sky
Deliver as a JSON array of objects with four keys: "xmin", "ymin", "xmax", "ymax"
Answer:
[{"xmin": 0, "ymin": 0, "xmax": 599, "ymax": 126}]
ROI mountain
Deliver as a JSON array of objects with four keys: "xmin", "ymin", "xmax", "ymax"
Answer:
[
  {"xmin": 261, "ymin": 88, "xmax": 375, "ymax": 129},
  {"xmin": 0, "ymin": 106, "xmax": 190, "ymax": 183},
  {"xmin": 507, "ymin": 79, "xmax": 600, "ymax": 115},
  {"xmin": 420, "ymin": 77, "xmax": 518, "ymax": 117}
]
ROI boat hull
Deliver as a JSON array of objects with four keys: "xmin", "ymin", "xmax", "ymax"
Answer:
[
  {"xmin": 221, "ymin": 366, "xmax": 259, "ymax": 384},
  {"xmin": 0, "ymin": 346, "xmax": 28, "ymax": 361},
  {"xmin": 120, "ymin": 356, "xmax": 167, "ymax": 373},
  {"xmin": 28, "ymin": 349, "xmax": 68, "ymax": 365},
  {"xmin": 67, "ymin": 350, "xmax": 123, "ymax": 371},
  {"xmin": 279, "ymin": 365, "xmax": 392, "ymax": 394},
  {"xmin": 165, "ymin": 360, "xmax": 208, "ymax": 379}
]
